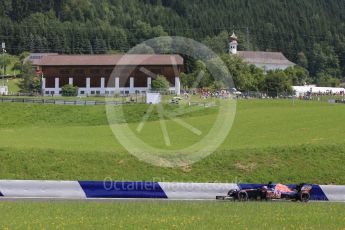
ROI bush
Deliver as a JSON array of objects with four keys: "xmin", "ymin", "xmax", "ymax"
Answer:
[
  {"xmin": 151, "ymin": 75, "xmax": 170, "ymax": 92},
  {"xmin": 264, "ymin": 70, "xmax": 293, "ymax": 97},
  {"xmin": 61, "ymin": 84, "xmax": 78, "ymax": 96}
]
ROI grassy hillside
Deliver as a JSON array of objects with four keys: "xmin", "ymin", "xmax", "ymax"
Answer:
[{"xmin": 0, "ymin": 99, "xmax": 344, "ymax": 183}]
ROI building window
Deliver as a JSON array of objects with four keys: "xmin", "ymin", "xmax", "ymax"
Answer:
[
  {"xmin": 91, "ymin": 91, "xmax": 95, "ymax": 95},
  {"xmin": 45, "ymin": 91, "xmax": 49, "ymax": 95},
  {"xmin": 80, "ymin": 91, "xmax": 85, "ymax": 95},
  {"xmin": 96, "ymin": 91, "xmax": 100, "ymax": 95},
  {"xmin": 50, "ymin": 91, "xmax": 55, "ymax": 95}
]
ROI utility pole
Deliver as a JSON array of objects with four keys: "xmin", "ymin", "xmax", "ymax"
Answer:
[
  {"xmin": 2, "ymin": 42, "xmax": 6, "ymax": 86},
  {"xmin": 246, "ymin": 27, "xmax": 250, "ymax": 51}
]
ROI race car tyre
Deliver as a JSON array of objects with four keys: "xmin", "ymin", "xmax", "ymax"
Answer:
[
  {"xmin": 300, "ymin": 192, "xmax": 310, "ymax": 202},
  {"xmin": 238, "ymin": 190, "xmax": 248, "ymax": 202},
  {"xmin": 259, "ymin": 190, "xmax": 267, "ymax": 201}
]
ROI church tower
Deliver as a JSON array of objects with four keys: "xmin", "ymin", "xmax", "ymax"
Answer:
[{"xmin": 229, "ymin": 32, "xmax": 238, "ymax": 54}]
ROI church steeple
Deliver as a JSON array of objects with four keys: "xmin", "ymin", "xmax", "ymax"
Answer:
[{"xmin": 229, "ymin": 32, "xmax": 238, "ymax": 54}]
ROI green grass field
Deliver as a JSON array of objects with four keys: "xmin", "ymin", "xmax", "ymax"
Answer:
[
  {"xmin": 0, "ymin": 99, "xmax": 344, "ymax": 229},
  {"xmin": 0, "ymin": 202, "xmax": 344, "ymax": 229},
  {"xmin": 0, "ymin": 99, "xmax": 345, "ymax": 183}
]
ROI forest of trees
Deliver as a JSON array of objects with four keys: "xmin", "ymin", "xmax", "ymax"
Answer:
[{"xmin": 0, "ymin": 0, "xmax": 344, "ymax": 87}]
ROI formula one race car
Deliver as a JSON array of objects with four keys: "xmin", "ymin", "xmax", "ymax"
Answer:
[{"xmin": 216, "ymin": 182, "xmax": 313, "ymax": 202}]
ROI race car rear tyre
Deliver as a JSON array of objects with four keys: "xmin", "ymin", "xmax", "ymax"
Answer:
[
  {"xmin": 259, "ymin": 190, "xmax": 267, "ymax": 201},
  {"xmin": 238, "ymin": 190, "xmax": 248, "ymax": 202},
  {"xmin": 300, "ymin": 192, "xmax": 310, "ymax": 202}
]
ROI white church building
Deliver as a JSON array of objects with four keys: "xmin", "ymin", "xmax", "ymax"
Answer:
[{"xmin": 229, "ymin": 32, "xmax": 295, "ymax": 71}]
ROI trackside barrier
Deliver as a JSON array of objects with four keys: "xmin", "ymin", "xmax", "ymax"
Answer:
[
  {"xmin": 0, "ymin": 180, "xmax": 345, "ymax": 201},
  {"xmin": 0, "ymin": 180, "xmax": 86, "ymax": 199},
  {"xmin": 0, "ymin": 97, "xmax": 129, "ymax": 106}
]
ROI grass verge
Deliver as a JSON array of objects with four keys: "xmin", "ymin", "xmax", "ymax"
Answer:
[{"xmin": 0, "ymin": 202, "xmax": 344, "ymax": 229}]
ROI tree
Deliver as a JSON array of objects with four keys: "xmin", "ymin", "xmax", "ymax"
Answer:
[
  {"xmin": 0, "ymin": 53, "xmax": 11, "ymax": 76},
  {"xmin": 202, "ymin": 31, "xmax": 229, "ymax": 54},
  {"xmin": 20, "ymin": 61, "xmax": 41, "ymax": 93},
  {"xmin": 82, "ymin": 39, "xmax": 93, "ymax": 54},
  {"xmin": 93, "ymin": 38, "xmax": 107, "ymax": 54},
  {"xmin": 29, "ymin": 33, "xmax": 35, "ymax": 52},
  {"xmin": 149, "ymin": 36, "xmax": 173, "ymax": 54},
  {"xmin": 180, "ymin": 60, "xmax": 213, "ymax": 89},
  {"xmin": 180, "ymin": 72, "xmax": 190, "ymax": 90},
  {"xmin": 264, "ymin": 70, "xmax": 293, "ymax": 97},
  {"xmin": 61, "ymin": 84, "xmax": 78, "ymax": 96},
  {"xmin": 297, "ymin": 52, "xmax": 308, "ymax": 69},
  {"xmin": 19, "ymin": 52, "xmax": 30, "ymax": 62},
  {"xmin": 316, "ymin": 74, "xmax": 340, "ymax": 87},
  {"xmin": 130, "ymin": 20, "xmax": 167, "ymax": 46},
  {"xmin": 12, "ymin": 61, "xmax": 22, "ymax": 72},
  {"xmin": 34, "ymin": 35, "xmax": 44, "ymax": 52},
  {"xmin": 334, "ymin": 35, "xmax": 345, "ymax": 77},
  {"xmin": 151, "ymin": 75, "xmax": 170, "ymax": 92},
  {"xmin": 220, "ymin": 54, "xmax": 264, "ymax": 91},
  {"xmin": 13, "ymin": 52, "xmax": 30, "ymax": 72},
  {"xmin": 54, "ymin": 0, "xmax": 66, "ymax": 20},
  {"xmin": 1, "ymin": 0, "xmax": 345, "ymax": 79},
  {"xmin": 131, "ymin": 44, "xmax": 155, "ymax": 54},
  {"xmin": 284, "ymin": 66, "xmax": 312, "ymax": 86},
  {"xmin": 309, "ymin": 43, "xmax": 341, "ymax": 78}
]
